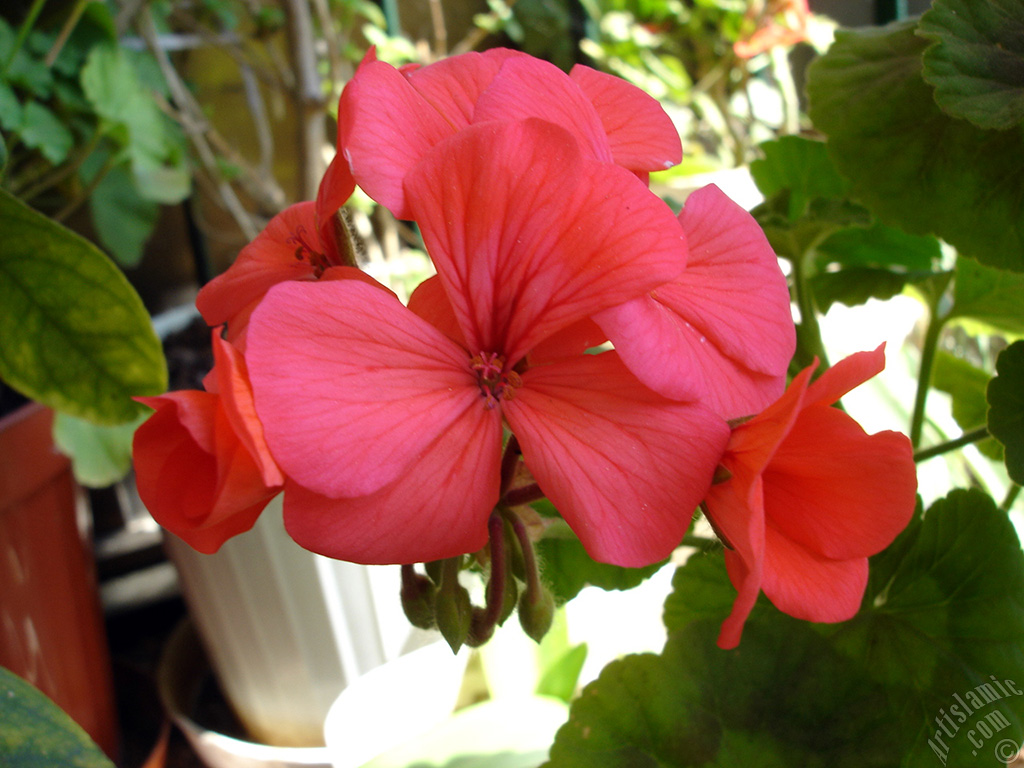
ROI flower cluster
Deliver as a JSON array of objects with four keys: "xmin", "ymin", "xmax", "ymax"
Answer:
[{"xmin": 133, "ymin": 48, "xmax": 915, "ymax": 647}]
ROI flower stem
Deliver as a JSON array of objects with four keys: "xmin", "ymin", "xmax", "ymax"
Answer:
[
  {"xmin": 1, "ymin": 0, "xmax": 48, "ymax": 76},
  {"xmin": 498, "ymin": 435, "xmax": 520, "ymax": 499},
  {"xmin": 909, "ymin": 311, "xmax": 945, "ymax": 448},
  {"xmin": 913, "ymin": 426, "xmax": 990, "ymax": 463},
  {"xmin": 468, "ymin": 511, "xmax": 507, "ymax": 646},
  {"xmin": 1003, "ymin": 484, "xmax": 1021, "ymax": 512},
  {"xmin": 503, "ymin": 482, "xmax": 544, "ymax": 507},
  {"xmin": 790, "ymin": 247, "xmax": 829, "ymax": 371}
]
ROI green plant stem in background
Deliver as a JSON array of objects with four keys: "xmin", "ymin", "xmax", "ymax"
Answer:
[
  {"xmin": 1, "ymin": 0, "xmax": 48, "ymax": 76},
  {"xmin": 790, "ymin": 248, "xmax": 829, "ymax": 370},
  {"xmin": 681, "ymin": 534, "xmax": 720, "ymax": 552},
  {"xmin": 909, "ymin": 309, "xmax": 946, "ymax": 448},
  {"xmin": 43, "ymin": 0, "xmax": 91, "ymax": 67},
  {"xmin": 913, "ymin": 425, "xmax": 989, "ymax": 463},
  {"xmin": 1004, "ymin": 484, "xmax": 1021, "ymax": 512}
]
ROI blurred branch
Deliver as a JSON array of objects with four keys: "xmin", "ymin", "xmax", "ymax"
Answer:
[{"xmin": 282, "ymin": 0, "xmax": 328, "ymax": 200}]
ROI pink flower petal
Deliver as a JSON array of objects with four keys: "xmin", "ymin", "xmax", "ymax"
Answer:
[
  {"xmin": 804, "ymin": 344, "xmax": 886, "ymax": 408},
  {"xmin": 316, "ymin": 151, "xmax": 356, "ymax": 265},
  {"xmin": 282, "ymin": 404, "xmax": 502, "ymax": 564},
  {"xmin": 763, "ymin": 405, "xmax": 917, "ymax": 560},
  {"xmin": 404, "ymin": 48, "xmax": 522, "ymax": 127},
  {"xmin": 569, "ymin": 64, "xmax": 681, "ymax": 172},
  {"xmin": 133, "ymin": 392, "xmax": 277, "ymax": 553},
  {"xmin": 760, "ymin": 526, "xmax": 868, "ymax": 624},
  {"xmin": 338, "ymin": 58, "xmax": 455, "ymax": 219},
  {"xmin": 196, "ymin": 203, "xmax": 322, "ymax": 341},
  {"xmin": 503, "ymin": 352, "xmax": 729, "ymax": 567},
  {"xmin": 473, "ymin": 56, "xmax": 614, "ymax": 163},
  {"xmin": 407, "ymin": 274, "xmax": 466, "ymax": 346},
  {"xmin": 405, "ymin": 119, "xmax": 686, "ymax": 364},
  {"xmin": 211, "ymin": 333, "xmax": 283, "ymax": 488},
  {"xmin": 597, "ymin": 185, "xmax": 794, "ymax": 418},
  {"xmin": 245, "ymin": 279, "xmax": 483, "ymax": 498}
]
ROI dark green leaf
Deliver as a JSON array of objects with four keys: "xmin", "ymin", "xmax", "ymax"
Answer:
[
  {"xmin": 549, "ymin": 489, "xmax": 1024, "ymax": 767},
  {"xmin": 0, "ymin": 188, "xmax": 167, "ymax": 423},
  {"xmin": 949, "ymin": 256, "xmax": 1024, "ymax": 334},
  {"xmin": 536, "ymin": 533, "xmax": 665, "ymax": 604},
  {"xmin": 918, "ymin": 0, "xmax": 1024, "ymax": 130},
  {"xmin": 810, "ymin": 267, "xmax": 915, "ymax": 311},
  {"xmin": 988, "ymin": 341, "xmax": 1024, "ymax": 484},
  {"xmin": 828, "ymin": 489, "xmax": 1024, "ymax": 764},
  {"xmin": 89, "ymin": 164, "xmax": 160, "ymax": 267},
  {"xmin": 0, "ymin": 19, "xmax": 53, "ymax": 98},
  {"xmin": 0, "ymin": 81, "xmax": 23, "ymax": 132},
  {"xmin": 932, "ymin": 350, "xmax": 1002, "ymax": 461},
  {"xmin": 808, "ymin": 21, "xmax": 1024, "ymax": 272},
  {"xmin": 815, "ymin": 221, "xmax": 942, "ymax": 273},
  {"xmin": 52, "ymin": 411, "xmax": 145, "ymax": 487},
  {"xmin": 750, "ymin": 135, "xmax": 850, "ymax": 221},
  {"xmin": 0, "ymin": 666, "xmax": 116, "ymax": 768},
  {"xmin": 753, "ymin": 194, "xmax": 871, "ymax": 264},
  {"xmin": 19, "ymin": 101, "xmax": 73, "ymax": 165}
]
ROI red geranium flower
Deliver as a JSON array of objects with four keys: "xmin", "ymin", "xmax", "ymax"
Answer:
[
  {"xmin": 337, "ymin": 48, "xmax": 682, "ymax": 219},
  {"xmin": 595, "ymin": 184, "xmax": 795, "ymax": 420},
  {"xmin": 195, "ymin": 151, "xmax": 358, "ymax": 345},
  {"xmin": 132, "ymin": 333, "xmax": 284, "ymax": 553},
  {"xmin": 244, "ymin": 119, "xmax": 728, "ymax": 566},
  {"xmin": 702, "ymin": 345, "xmax": 917, "ymax": 649}
]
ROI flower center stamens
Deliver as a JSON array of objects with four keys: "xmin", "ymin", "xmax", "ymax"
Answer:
[
  {"xmin": 288, "ymin": 226, "xmax": 331, "ymax": 277},
  {"xmin": 471, "ymin": 352, "xmax": 522, "ymax": 409}
]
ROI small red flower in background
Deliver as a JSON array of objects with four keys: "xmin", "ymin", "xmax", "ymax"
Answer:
[
  {"xmin": 702, "ymin": 345, "xmax": 917, "ymax": 649},
  {"xmin": 132, "ymin": 333, "xmax": 284, "ymax": 553},
  {"xmin": 734, "ymin": 0, "xmax": 811, "ymax": 59},
  {"xmin": 195, "ymin": 151, "xmax": 358, "ymax": 346}
]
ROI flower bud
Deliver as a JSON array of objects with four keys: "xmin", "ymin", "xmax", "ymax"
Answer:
[
  {"xmin": 518, "ymin": 583, "xmax": 555, "ymax": 643},
  {"xmin": 400, "ymin": 565, "xmax": 437, "ymax": 630}
]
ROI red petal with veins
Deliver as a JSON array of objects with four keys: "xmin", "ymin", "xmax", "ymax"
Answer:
[
  {"xmin": 337, "ymin": 58, "xmax": 455, "ymax": 219},
  {"xmin": 196, "ymin": 202, "xmax": 321, "ymax": 341},
  {"xmin": 569, "ymin": 64, "xmax": 681, "ymax": 172},
  {"xmin": 281, "ymin": 405, "xmax": 502, "ymax": 564},
  {"xmin": 133, "ymin": 391, "xmax": 278, "ymax": 554},
  {"xmin": 405, "ymin": 119, "xmax": 686, "ymax": 365},
  {"xmin": 473, "ymin": 56, "xmax": 614, "ymax": 163},
  {"xmin": 316, "ymin": 151, "xmax": 356, "ymax": 264},
  {"xmin": 503, "ymin": 352, "xmax": 729, "ymax": 567},
  {"xmin": 405, "ymin": 48, "xmax": 522, "ymax": 127},
  {"xmin": 597, "ymin": 184, "xmax": 794, "ymax": 418},
  {"xmin": 246, "ymin": 279, "xmax": 483, "ymax": 499}
]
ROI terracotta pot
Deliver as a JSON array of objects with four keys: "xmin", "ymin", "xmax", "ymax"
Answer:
[{"xmin": 0, "ymin": 403, "xmax": 120, "ymax": 758}]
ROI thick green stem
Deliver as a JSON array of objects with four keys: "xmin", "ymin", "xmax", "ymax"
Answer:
[
  {"xmin": 913, "ymin": 426, "xmax": 990, "ymax": 463},
  {"xmin": 909, "ymin": 312, "xmax": 945, "ymax": 448},
  {"xmin": 1002, "ymin": 484, "xmax": 1021, "ymax": 512},
  {"xmin": 790, "ymin": 247, "xmax": 829, "ymax": 370}
]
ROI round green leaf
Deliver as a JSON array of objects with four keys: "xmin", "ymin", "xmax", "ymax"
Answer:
[
  {"xmin": 0, "ymin": 188, "xmax": 167, "ymax": 423},
  {"xmin": 549, "ymin": 488, "xmax": 1024, "ymax": 766},
  {"xmin": 0, "ymin": 666, "xmax": 116, "ymax": 768},
  {"xmin": 950, "ymin": 256, "xmax": 1024, "ymax": 335},
  {"xmin": 807, "ymin": 21, "xmax": 1024, "ymax": 272},
  {"xmin": 918, "ymin": 0, "xmax": 1024, "ymax": 130},
  {"xmin": 750, "ymin": 135, "xmax": 850, "ymax": 221},
  {"xmin": 536, "ymin": 534, "xmax": 666, "ymax": 605},
  {"xmin": 988, "ymin": 340, "xmax": 1024, "ymax": 484}
]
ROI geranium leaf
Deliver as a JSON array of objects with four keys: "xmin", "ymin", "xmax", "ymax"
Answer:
[
  {"xmin": 89, "ymin": 164, "xmax": 160, "ymax": 267},
  {"xmin": 19, "ymin": 101, "xmax": 73, "ymax": 165},
  {"xmin": 536, "ymin": 531, "xmax": 666, "ymax": 604},
  {"xmin": 950, "ymin": 256, "xmax": 1024, "ymax": 335},
  {"xmin": 807, "ymin": 20, "xmax": 1024, "ymax": 272},
  {"xmin": 0, "ymin": 666, "xmax": 116, "ymax": 768},
  {"xmin": 828, "ymin": 488, "xmax": 1024, "ymax": 764},
  {"xmin": 932, "ymin": 350, "xmax": 1002, "ymax": 461},
  {"xmin": 52, "ymin": 411, "xmax": 146, "ymax": 487},
  {"xmin": 750, "ymin": 135, "xmax": 850, "ymax": 221},
  {"xmin": 988, "ymin": 341, "xmax": 1024, "ymax": 484},
  {"xmin": 918, "ymin": 0, "xmax": 1024, "ymax": 130},
  {"xmin": 548, "ymin": 489, "xmax": 1024, "ymax": 766},
  {"xmin": 0, "ymin": 188, "xmax": 167, "ymax": 423}
]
